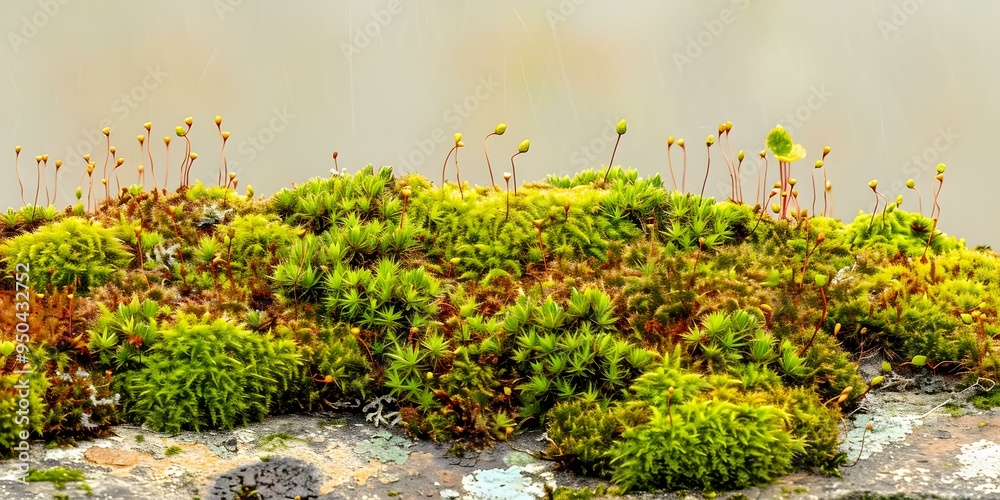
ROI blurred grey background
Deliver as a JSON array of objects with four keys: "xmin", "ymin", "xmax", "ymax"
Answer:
[{"xmin": 2, "ymin": 0, "xmax": 997, "ymax": 246}]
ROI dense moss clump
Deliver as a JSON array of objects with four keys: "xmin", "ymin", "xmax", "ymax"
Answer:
[
  {"xmin": 122, "ymin": 316, "xmax": 299, "ymax": 433},
  {"xmin": 610, "ymin": 398, "xmax": 800, "ymax": 492},
  {"xmin": 0, "ymin": 370, "xmax": 47, "ymax": 457},
  {"xmin": 545, "ymin": 351, "xmax": 807, "ymax": 492},
  {"xmin": 275, "ymin": 322, "xmax": 372, "ymax": 412},
  {"xmin": 0, "ymin": 217, "xmax": 131, "ymax": 294}
]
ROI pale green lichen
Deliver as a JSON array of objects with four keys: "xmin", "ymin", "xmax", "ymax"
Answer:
[
  {"xmin": 461, "ymin": 466, "xmax": 547, "ymax": 500},
  {"xmin": 353, "ymin": 429, "xmax": 412, "ymax": 464}
]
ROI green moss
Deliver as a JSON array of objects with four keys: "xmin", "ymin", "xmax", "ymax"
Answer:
[
  {"xmin": 971, "ymin": 385, "xmax": 1000, "ymax": 409},
  {"xmin": 122, "ymin": 316, "xmax": 299, "ymax": 433},
  {"xmin": 407, "ymin": 167, "xmax": 660, "ymax": 279},
  {"xmin": 549, "ymin": 484, "xmax": 615, "ymax": 500},
  {"xmin": 318, "ymin": 417, "xmax": 347, "ymax": 428},
  {"xmin": 545, "ymin": 400, "xmax": 648, "ymax": 477},
  {"xmin": 0, "ymin": 371, "xmax": 48, "ymax": 459},
  {"xmin": 6, "ymin": 122, "xmax": 1000, "ymax": 494},
  {"xmin": 508, "ymin": 289, "xmax": 655, "ymax": 419},
  {"xmin": 842, "ymin": 208, "xmax": 962, "ymax": 258},
  {"xmin": 942, "ymin": 402, "xmax": 964, "ymax": 417},
  {"xmin": 765, "ymin": 386, "xmax": 846, "ymax": 475},
  {"xmin": 220, "ymin": 213, "xmax": 300, "ymax": 281},
  {"xmin": 609, "ymin": 397, "xmax": 802, "ymax": 492},
  {"xmin": 258, "ymin": 432, "xmax": 306, "ymax": 451},
  {"xmin": 26, "ymin": 467, "xmax": 85, "ymax": 488},
  {"xmin": 37, "ymin": 364, "xmax": 120, "ymax": 444},
  {"xmin": 0, "ymin": 217, "xmax": 132, "ymax": 294},
  {"xmin": 164, "ymin": 445, "xmax": 182, "ymax": 456},
  {"xmin": 275, "ymin": 323, "xmax": 372, "ymax": 413},
  {"xmin": 87, "ymin": 295, "xmax": 167, "ymax": 371}
]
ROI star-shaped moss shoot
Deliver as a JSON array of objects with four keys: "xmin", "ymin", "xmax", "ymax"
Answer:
[{"xmin": 765, "ymin": 125, "xmax": 806, "ymax": 220}]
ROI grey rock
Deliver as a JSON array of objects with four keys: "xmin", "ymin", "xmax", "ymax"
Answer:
[
  {"xmin": 205, "ymin": 435, "xmax": 239, "ymax": 459},
  {"xmin": 207, "ymin": 457, "xmax": 321, "ymax": 500}
]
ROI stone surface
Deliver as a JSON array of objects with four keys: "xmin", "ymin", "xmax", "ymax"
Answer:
[
  {"xmin": 207, "ymin": 457, "xmax": 322, "ymax": 500},
  {"xmin": 0, "ymin": 380, "xmax": 998, "ymax": 499},
  {"xmin": 84, "ymin": 446, "xmax": 147, "ymax": 467}
]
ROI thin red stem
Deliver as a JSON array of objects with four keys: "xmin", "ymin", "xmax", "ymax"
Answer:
[
  {"xmin": 811, "ymin": 169, "xmax": 818, "ymax": 216},
  {"xmin": 441, "ymin": 146, "xmax": 456, "ymax": 190},
  {"xmin": 681, "ymin": 145, "xmax": 688, "ymax": 193},
  {"xmin": 15, "ymin": 150, "xmax": 26, "ymax": 207},
  {"xmin": 726, "ymin": 131, "xmax": 739, "ymax": 202},
  {"xmin": 604, "ymin": 134, "xmax": 622, "ymax": 185},
  {"xmin": 483, "ymin": 132, "xmax": 497, "ymax": 188},
  {"xmin": 510, "ymin": 152, "xmax": 523, "ymax": 195},
  {"xmin": 147, "ymin": 129, "xmax": 158, "ymax": 192},
  {"xmin": 164, "ymin": 141, "xmax": 171, "ymax": 192},
  {"xmin": 454, "ymin": 146, "xmax": 464, "ymax": 200},
  {"xmin": 700, "ymin": 145, "xmax": 712, "ymax": 198},
  {"xmin": 102, "ymin": 136, "xmax": 111, "ymax": 202},
  {"xmin": 799, "ymin": 285, "xmax": 827, "ymax": 357},
  {"xmin": 42, "ymin": 159, "xmax": 50, "ymax": 205},
  {"xmin": 32, "ymin": 159, "xmax": 41, "ymax": 219},
  {"xmin": 666, "ymin": 143, "xmax": 678, "ymax": 191}
]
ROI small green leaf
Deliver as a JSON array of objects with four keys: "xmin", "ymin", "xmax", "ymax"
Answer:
[
  {"xmin": 766, "ymin": 125, "xmax": 793, "ymax": 157},
  {"xmin": 814, "ymin": 273, "xmax": 828, "ymax": 287},
  {"xmin": 911, "ymin": 355, "xmax": 927, "ymax": 366},
  {"xmin": 961, "ymin": 313, "xmax": 974, "ymax": 325},
  {"xmin": 776, "ymin": 144, "xmax": 807, "ymax": 163}
]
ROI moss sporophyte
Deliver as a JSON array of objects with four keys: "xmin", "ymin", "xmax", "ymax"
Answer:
[{"xmin": 3, "ymin": 115, "xmax": 997, "ymax": 496}]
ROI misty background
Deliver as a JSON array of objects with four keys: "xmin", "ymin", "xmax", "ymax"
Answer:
[{"xmin": 2, "ymin": 0, "xmax": 998, "ymax": 246}]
